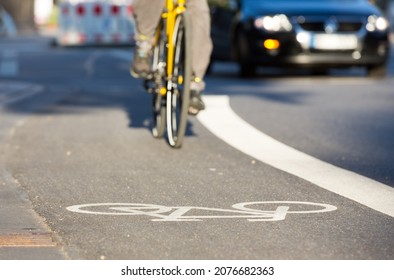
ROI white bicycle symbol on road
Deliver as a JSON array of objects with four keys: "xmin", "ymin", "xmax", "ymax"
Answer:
[{"xmin": 67, "ymin": 201, "xmax": 337, "ymax": 222}]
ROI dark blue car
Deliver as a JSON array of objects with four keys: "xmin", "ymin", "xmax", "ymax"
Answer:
[{"xmin": 208, "ymin": 0, "xmax": 390, "ymax": 77}]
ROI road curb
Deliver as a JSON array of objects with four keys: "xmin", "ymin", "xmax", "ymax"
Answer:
[{"xmin": 0, "ymin": 82, "xmax": 68, "ymax": 259}]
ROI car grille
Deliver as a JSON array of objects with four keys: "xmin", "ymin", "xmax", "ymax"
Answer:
[
  {"xmin": 299, "ymin": 22, "xmax": 363, "ymax": 32},
  {"xmin": 296, "ymin": 17, "xmax": 364, "ymax": 33}
]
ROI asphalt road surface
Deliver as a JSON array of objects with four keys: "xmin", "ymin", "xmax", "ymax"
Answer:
[{"xmin": 0, "ymin": 35, "xmax": 393, "ymax": 260}]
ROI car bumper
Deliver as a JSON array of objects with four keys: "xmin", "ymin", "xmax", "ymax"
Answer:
[
  {"xmin": 244, "ymin": 29, "xmax": 390, "ymax": 68},
  {"xmin": 251, "ymin": 52, "xmax": 389, "ymax": 68}
]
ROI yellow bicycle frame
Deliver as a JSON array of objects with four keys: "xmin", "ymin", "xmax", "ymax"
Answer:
[{"xmin": 162, "ymin": 0, "xmax": 187, "ymax": 78}]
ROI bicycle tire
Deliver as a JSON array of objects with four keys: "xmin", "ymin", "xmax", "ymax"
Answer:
[
  {"xmin": 151, "ymin": 20, "xmax": 167, "ymax": 138},
  {"xmin": 152, "ymin": 93, "xmax": 166, "ymax": 138},
  {"xmin": 166, "ymin": 11, "xmax": 192, "ymax": 148}
]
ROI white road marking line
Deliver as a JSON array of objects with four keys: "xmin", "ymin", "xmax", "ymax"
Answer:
[
  {"xmin": 0, "ymin": 84, "xmax": 44, "ymax": 106},
  {"xmin": 197, "ymin": 95, "xmax": 394, "ymax": 217},
  {"xmin": 0, "ymin": 50, "xmax": 18, "ymax": 77},
  {"xmin": 0, "ymin": 61, "xmax": 18, "ymax": 77},
  {"xmin": 2, "ymin": 50, "xmax": 18, "ymax": 59},
  {"xmin": 109, "ymin": 50, "xmax": 133, "ymax": 63},
  {"xmin": 83, "ymin": 51, "xmax": 103, "ymax": 78}
]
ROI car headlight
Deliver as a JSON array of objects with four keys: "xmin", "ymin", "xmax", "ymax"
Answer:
[
  {"xmin": 254, "ymin": 14, "xmax": 293, "ymax": 32},
  {"xmin": 366, "ymin": 15, "xmax": 389, "ymax": 32}
]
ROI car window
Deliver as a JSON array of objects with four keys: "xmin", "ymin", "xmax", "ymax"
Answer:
[{"xmin": 243, "ymin": 0, "xmax": 365, "ymax": 2}]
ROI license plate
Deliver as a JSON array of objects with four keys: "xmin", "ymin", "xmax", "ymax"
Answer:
[{"xmin": 313, "ymin": 34, "xmax": 358, "ymax": 50}]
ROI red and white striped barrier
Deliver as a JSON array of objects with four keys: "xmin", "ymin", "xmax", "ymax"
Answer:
[{"xmin": 57, "ymin": 0, "xmax": 135, "ymax": 46}]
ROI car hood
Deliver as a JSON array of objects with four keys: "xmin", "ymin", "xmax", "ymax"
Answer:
[{"xmin": 241, "ymin": 0, "xmax": 381, "ymax": 19}]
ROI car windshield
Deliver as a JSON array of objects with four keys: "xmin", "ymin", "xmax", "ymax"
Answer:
[
  {"xmin": 249, "ymin": 0, "xmax": 365, "ymax": 2},
  {"xmin": 242, "ymin": 0, "xmax": 368, "ymax": 6}
]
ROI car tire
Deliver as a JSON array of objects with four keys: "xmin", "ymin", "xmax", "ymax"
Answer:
[
  {"xmin": 239, "ymin": 63, "xmax": 257, "ymax": 77},
  {"xmin": 367, "ymin": 64, "xmax": 387, "ymax": 78},
  {"xmin": 311, "ymin": 68, "xmax": 330, "ymax": 76},
  {"xmin": 236, "ymin": 31, "xmax": 257, "ymax": 77}
]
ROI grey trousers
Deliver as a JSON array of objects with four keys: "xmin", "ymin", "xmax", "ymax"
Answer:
[{"xmin": 133, "ymin": 0, "xmax": 213, "ymax": 80}]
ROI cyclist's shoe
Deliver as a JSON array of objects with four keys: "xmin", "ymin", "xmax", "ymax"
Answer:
[
  {"xmin": 188, "ymin": 79, "xmax": 205, "ymax": 115},
  {"xmin": 130, "ymin": 40, "xmax": 152, "ymax": 79}
]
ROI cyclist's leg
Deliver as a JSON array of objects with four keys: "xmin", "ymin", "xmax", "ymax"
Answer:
[
  {"xmin": 187, "ymin": 0, "xmax": 213, "ymax": 114},
  {"xmin": 131, "ymin": 0, "xmax": 165, "ymax": 78},
  {"xmin": 133, "ymin": 0, "xmax": 164, "ymax": 40},
  {"xmin": 188, "ymin": 0, "xmax": 213, "ymax": 81}
]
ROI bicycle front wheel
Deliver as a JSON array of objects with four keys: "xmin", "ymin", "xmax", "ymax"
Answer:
[{"xmin": 166, "ymin": 11, "xmax": 192, "ymax": 148}]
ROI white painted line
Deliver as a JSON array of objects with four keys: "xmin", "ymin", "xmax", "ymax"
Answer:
[
  {"xmin": 0, "ymin": 85, "xmax": 44, "ymax": 106},
  {"xmin": 2, "ymin": 50, "xmax": 18, "ymax": 59},
  {"xmin": 109, "ymin": 50, "xmax": 133, "ymax": 63},
  {"xmin": 197, "ymin": 95, "xmax": 394, "ymax": 217},
  {"xmin": 0, "ymin": 50, "xmax": 18, "ymax": 77},
  {"xmin": 0, "ymin": 61, "xmax": 18, "ymax": 77}
]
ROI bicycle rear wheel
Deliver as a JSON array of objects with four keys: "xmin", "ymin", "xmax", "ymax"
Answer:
[
  {"xmin": 152, "ymin": 92, "xmax": 166, "ymax": 138},
  {"xmin": 151, "ymin": 21, "xmax": 167, "ymax": 139},
  {"xmin": 166, "ymin": 11, "xmax": 192, "ymax": 148}
]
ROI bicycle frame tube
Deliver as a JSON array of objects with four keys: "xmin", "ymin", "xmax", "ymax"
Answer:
[{"xmin": 164, "ymin": 0, "xmax": 187, "ymax": 78}]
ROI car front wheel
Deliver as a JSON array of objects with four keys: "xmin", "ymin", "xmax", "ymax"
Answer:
[
  {"xmin": 367, "ymin": 64, "xmax": 387, "ymax": 78},
  {"xmin": 236, "ymin": 31, "xmax": 257, "ymax": 77}
]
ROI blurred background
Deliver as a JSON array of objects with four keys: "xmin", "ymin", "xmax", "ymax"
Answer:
[
  {"xmin": 0, "ymin": 0, "xmax": 135, "ymax": 44},
  {"xmin": 0, "ymin": 0, "xmax": 393, "ymax": 36},
  {"xmin": 1, "ymin": 0, "xmax": 57, "ymax": 34}
]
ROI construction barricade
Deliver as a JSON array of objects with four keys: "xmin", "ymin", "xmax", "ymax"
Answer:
[{"xmin": 57, "ymin": 0, "xmax": 135, "ymax": 46}]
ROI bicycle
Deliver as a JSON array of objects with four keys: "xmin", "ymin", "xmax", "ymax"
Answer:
[{"xmin": 144, "ymin": 0, "xmax": 191, "ymax": 148}]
